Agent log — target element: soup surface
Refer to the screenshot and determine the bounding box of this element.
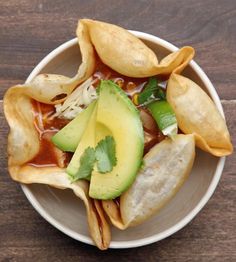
[28,57,165,167]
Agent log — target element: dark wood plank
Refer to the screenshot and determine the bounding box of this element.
[0,101,235,261]
[0,0,236,99]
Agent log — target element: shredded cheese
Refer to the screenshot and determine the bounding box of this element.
[52,77,98,119]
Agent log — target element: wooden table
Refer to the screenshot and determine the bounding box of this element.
[0,0,235,261]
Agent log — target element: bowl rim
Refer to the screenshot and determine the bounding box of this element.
[22,31,226,249]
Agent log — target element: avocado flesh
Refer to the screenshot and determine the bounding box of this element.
[89,80,144,200]
[51,101,96,152]
[66,103,98,177]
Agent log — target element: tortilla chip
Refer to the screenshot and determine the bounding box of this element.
[4,87,40,166]
[167,74,233,156]
[103,134,195,229]
[77,19,195,77]
[102,200,125,230]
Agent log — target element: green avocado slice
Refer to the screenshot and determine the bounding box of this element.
[66,102,98,177]
[51,101,97,152]
[89,80,144,200]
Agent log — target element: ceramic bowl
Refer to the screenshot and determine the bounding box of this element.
[22,31,225,249]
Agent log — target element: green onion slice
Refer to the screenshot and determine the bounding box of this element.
[147,100,177,139]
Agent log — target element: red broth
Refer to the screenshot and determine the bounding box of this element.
[28,100,71,167]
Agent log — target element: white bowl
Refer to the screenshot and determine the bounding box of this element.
[22,31,225,249]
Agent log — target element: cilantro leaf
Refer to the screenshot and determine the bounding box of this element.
[72,147,96,181]
[138,77,166,105]
[156,88,166,100]
[138,77,157,105]
[69,136,117,183]
[95,136,117,173]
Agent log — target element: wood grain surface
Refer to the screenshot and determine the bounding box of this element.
[0,0,235,261]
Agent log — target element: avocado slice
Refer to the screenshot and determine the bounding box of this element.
[66,102,98,177]
[51,101,96,152]
[89,80,144,200]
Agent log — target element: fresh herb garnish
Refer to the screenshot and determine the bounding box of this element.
[95,136,117,173]
[138,77,166,105]
[155,87,166,101]
[137,77,177,138]
[72,147,96,181]
[71,136,117,181]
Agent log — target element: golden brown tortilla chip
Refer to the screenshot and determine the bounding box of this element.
[167,74,233,156]
[78,19,195,77]
[4,87,40,166]
[102,200,124,230]
[103,135,195,229]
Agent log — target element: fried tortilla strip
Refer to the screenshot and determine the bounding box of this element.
[77,19,195,78]
[9,165,111,250]
[103,134,195,229]
[4,87,40,166]
[167,74,233,156]
[93,199,111,249]
[102,200,124,230]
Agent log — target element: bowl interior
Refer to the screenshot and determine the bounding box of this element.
[23,36,221,248]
